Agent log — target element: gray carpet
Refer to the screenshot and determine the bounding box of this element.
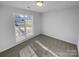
[29,40,55,57]
[0,34,78,57]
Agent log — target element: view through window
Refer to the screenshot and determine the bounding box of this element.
[15,15,33,42]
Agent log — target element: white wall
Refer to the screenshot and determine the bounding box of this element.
[0,5,41,52]
[77,20,79,55]
[42,8,79,45]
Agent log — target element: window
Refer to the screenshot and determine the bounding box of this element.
[15,15,33,42]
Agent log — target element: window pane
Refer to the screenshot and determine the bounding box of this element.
[15,15,33,42]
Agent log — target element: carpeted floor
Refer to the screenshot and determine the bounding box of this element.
[0,34,78,57]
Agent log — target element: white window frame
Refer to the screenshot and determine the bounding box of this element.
[13,13,34,42]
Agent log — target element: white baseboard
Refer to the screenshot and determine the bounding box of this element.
[42,33,77,45]
[0,33,40,53]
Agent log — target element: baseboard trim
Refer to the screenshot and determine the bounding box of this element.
[41,33,77,45]
[0,33,40,53]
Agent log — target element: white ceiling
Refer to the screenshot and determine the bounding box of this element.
[0,1,79,13]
